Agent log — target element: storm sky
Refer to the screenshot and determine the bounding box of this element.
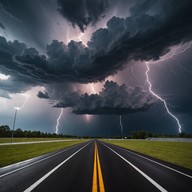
[0,0,192,136]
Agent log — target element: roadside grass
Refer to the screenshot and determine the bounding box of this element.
[102,139,192,170]
[0,137,74,143]
[0,140,87,167]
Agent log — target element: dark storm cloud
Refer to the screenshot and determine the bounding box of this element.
[1,0,192,97]
[0,22,5,30]
[53,91,80,108]
[0,79,32,98]
[129,0,157,17]
[0,0,54,47]
[37,82,75,101]
[52,81,156,115]
[0,36,48,95]
[37,91,49,99]
[0,36,43,83]
[57,0,108,32]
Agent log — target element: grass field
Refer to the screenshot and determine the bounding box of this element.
[103,139,192,170]
[0,139,87,167]
[0,137,74,143]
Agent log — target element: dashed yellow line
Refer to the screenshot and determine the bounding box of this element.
[92,142,105,192]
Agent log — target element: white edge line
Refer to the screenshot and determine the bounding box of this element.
[24,142,90,192]
[107,142,192,179]
[102,142,168,192]
[0,142,84,178]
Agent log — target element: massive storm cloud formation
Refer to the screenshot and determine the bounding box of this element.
[38,81,156,115]
[0,0,192,114]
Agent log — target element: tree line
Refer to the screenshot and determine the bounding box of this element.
[1,125,191,139]
[0,125,78,138]
[127,130,192,139]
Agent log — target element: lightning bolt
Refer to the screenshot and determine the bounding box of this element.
[14,93,30,110]
[120,115,123,135]
[144,41,192,133]
[19,93,30,109]
[145,62,182,133]
[55,108,64,134]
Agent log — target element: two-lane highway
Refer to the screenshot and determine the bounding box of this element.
[0,141,94,192]
[0,140,192,192]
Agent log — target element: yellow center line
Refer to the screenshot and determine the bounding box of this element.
[92,142,98,192]
[96,144,105,192]
[92,142,105,192]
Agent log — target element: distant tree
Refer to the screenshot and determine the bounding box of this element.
[131,130,151,139]
[25,130,32,138]
[0,125,11,137]
[132,131,138,139]
[138,130,146,139]
[14,128,25,137]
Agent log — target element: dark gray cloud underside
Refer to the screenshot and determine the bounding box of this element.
[57,0,108,32]
[37,91,49,99]
[72,107,151,115]
[0,22,5,30]
[48,81,156,115]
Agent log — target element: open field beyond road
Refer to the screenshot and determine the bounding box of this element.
[103,139,192,170]
[0,137,75,143]
[0,139,87,167]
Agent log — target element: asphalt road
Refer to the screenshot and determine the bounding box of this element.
[0,140,192,192]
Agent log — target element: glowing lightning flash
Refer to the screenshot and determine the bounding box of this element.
[85,83,96,122]
[20,93,30,109]
[55,108,64,134]
[145,62,182,133]
[130,66,139,84]
[14,93,30,110]
[120,115,123,135]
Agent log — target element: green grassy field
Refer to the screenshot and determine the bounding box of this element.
[0,137,74,143]
[103,139,192,170]
[0,139,87,167]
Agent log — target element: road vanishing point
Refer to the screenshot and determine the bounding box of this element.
[0,140,192,192]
